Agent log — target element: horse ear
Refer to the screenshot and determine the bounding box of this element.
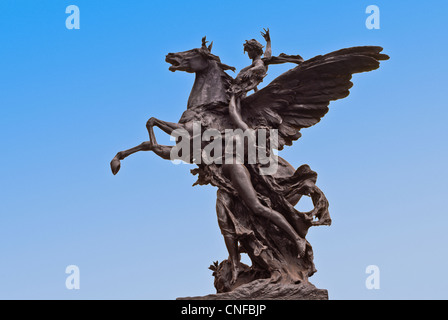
[208,41,213,52]
[202,36,208,49]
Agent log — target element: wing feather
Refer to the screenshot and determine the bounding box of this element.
[242,46,389,149]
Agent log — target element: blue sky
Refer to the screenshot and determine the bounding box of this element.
[0,0,447,299]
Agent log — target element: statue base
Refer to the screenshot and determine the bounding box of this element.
[177,279,328,300]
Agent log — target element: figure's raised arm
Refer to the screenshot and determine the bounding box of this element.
[261,28,271,58]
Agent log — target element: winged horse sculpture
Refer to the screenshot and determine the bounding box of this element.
[111,31,389,294]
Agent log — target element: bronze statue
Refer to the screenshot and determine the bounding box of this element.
[110,30,388,299]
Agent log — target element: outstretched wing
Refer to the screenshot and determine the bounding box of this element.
[241,46,389,150]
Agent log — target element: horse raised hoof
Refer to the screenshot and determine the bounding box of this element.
[110,157,121,175]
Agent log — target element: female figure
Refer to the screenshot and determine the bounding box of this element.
[222,29,307,284]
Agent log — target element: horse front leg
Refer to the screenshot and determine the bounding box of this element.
[110,141,152,175]
[111,142,176,175]
[146,117,188,147]
[111,117,188,175]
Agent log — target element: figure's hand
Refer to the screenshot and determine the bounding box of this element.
[261,28,270,42]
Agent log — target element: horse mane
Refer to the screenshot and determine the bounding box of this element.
[197,48,235,104]
[181,39,236,112]
[197,41,235,95]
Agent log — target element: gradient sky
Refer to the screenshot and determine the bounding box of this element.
[0,0,447,299]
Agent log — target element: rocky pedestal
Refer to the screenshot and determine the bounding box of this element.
[177,279,328,300]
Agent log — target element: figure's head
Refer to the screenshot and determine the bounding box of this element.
[165,37,234,74]
[243,39,264,59]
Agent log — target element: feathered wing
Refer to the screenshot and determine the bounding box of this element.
[241,46,389,150]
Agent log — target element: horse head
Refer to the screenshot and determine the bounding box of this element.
[165,37,235,109]
[165,37,214,73]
